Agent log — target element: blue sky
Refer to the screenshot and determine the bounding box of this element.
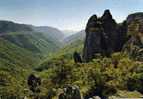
[0,0,143,31]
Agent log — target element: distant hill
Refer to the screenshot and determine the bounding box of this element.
[0,20,32,34]
[0,21,64,56]
[62,30,78,38]
[0,20,65,95]
[0,37,40,96]
[32,26,65,42]
[0,20,63,85]
[0,37,39,69]
[63,30,85,44]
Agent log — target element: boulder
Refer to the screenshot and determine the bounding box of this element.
[27,74,41,93]
[58,85,81,99]
[73,51,82,63]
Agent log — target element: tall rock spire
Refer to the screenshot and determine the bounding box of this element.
[101,9,113,20]
[83,10,126,62]
[83,14,105,62]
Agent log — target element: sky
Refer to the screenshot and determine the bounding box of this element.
[0,0,143,31]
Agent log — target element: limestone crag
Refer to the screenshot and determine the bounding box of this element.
[123,13,143,61]
[83,10,127,62]
[83,10,143,62]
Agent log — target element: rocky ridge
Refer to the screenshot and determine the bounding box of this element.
[82,9,143,62]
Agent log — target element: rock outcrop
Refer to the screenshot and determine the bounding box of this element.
[58,85,81,99]
[83,10,143,62]
[27,74,41,93]
[83,10,128,62]
[123,13,143,61]
[73,51,82,63]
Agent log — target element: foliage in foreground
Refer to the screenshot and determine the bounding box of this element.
[36,52,143,98]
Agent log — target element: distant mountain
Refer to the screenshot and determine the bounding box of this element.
[63,30,85,44]
[0,20,64,77]
[62,30,78,38]
[0,20,32,34]
[32,26,65,42]
[0,20,66,95]
[0,37,39,69]
[1,31,59,56]
[0,20,64,55]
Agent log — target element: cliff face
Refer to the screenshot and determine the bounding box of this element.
[83,10,127,62]
[123,13,143,61]
[127,12,143,40]
[83,14,104,62]
[83,10,143,62]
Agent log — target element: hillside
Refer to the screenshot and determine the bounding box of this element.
[32,26,65,42]
[0,21,64,97]
[0,21,63,56]
[0,37,40,96]
[35,39,84,71]
[1,31,59,57]
[0,20,32,34]
[62,30,78,38]
[0,37,39,68]
[63,30,85,44]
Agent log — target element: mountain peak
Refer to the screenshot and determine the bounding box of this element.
[88,14,98,22]
[101,9,113,20]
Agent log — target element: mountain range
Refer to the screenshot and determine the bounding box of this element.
[1,10,143,98]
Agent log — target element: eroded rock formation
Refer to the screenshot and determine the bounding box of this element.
[83,10,127,62]
[83,9,143,62]
[123,13,143,61]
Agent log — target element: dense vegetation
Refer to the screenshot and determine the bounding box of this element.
[0,21,62,98]
[0,37,143,98]
[0,11,143,99]
[34,40,143,98]
[0,37,37,97]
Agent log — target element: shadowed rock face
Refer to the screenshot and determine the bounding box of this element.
[116,21,128,51]
[83,17,105,62]
[127,12,143,39]
[123,13,143,61]
[127,13,143,39]
[83,9,127,62]
[127,13,143,25]
[83,10,143,62]
[101,10,119,52]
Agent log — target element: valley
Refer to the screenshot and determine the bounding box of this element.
[0,10,143,99]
